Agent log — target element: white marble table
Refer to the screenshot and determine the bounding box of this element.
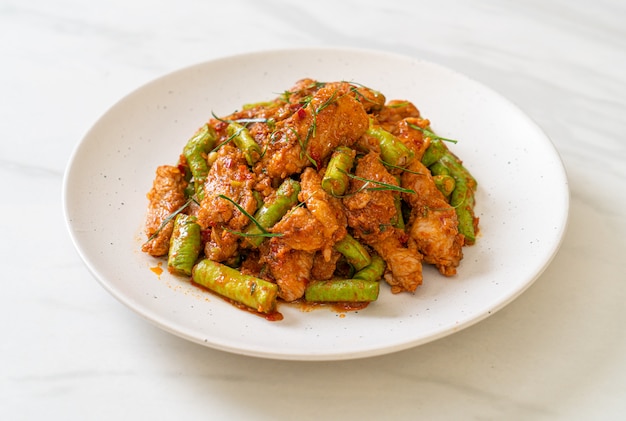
[3,0,625,419]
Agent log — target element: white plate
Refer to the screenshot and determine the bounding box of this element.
[63,48,569,360]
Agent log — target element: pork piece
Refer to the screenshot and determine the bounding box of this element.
[353,103,425,161]
[283,78,327,105]
[263,246,314,302]
[204,226,240,263]
[343,152,423,292]
[401,159,464,276]
[142,165,188,257]
[261,206,325,301]
[298,167,347,260]
[196,145,257,262]
[367,98,430,159]
[311,249,342,281]
[370,235,423,294]
[393,118,431,161]
[270,206,326,252]
[342,151,398,243]
[375,100,423,129]
[254,82,369,179]
[260,207,325,301]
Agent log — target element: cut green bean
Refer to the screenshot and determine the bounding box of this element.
[321,146,356,196]
[448,176,476,244]
[366,118,414,167]
[439,152,477,192]
[439,155,477,244]
[423,139,477,190]
[429,161,450,177]
[430,162,456,197]
[244,178,301,247]
[352,253,386,282]
[192,259,278,314]
[420,126,478,243]
[167,214,202,276]
[334,233,371,271]
[432,174,455,197]
[227,122,262,166]
[421,138,448,167]
[183,124,217,201]
[304,279,379,302]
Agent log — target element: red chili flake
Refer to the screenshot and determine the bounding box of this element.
[297,107,307,119]
[310,151,322,168]
[214,120,227,131]
[224,157,236,169]
[201,229,212,243]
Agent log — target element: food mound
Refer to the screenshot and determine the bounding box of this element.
[141,79,478,318]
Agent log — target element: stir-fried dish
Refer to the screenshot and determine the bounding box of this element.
[141,79,479,318]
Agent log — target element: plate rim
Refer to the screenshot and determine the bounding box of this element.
[63,47,570,360]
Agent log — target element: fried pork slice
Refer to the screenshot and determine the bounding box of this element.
[343,151,423,292]
[263,246,314,302]
[254,82,369,179]
[299,167,347,261]
[370,236,423,294]
[196,145,257,262]
[393,118,431,161]
[270,206,326,252]
[141,165,188,257]
[342,151,398,244]
[311,249,342,281]
[262,207,325,301]
[402,159,464,276]
[374,99,422,128]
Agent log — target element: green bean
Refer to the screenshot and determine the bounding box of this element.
[183,124,217,201]
[333,233,371,271]
[427,160,456,198]
[440,153,477,192]
[421,138,448,167]
[432,174,455,197]
[429,161,450,176]
[244,178,301,247]
[352,253,386,282]
[227,122,262,166]
[439,155,477,244]
[321,146,355,196]
[192,259,278,314]
[304,279,379,303]
[420,127,478,243]
[449,177,476,244]
[167,214,202,276]
[423,139,477,190]
[366,118,414,167]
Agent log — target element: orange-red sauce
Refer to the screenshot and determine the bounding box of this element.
[150,262,164,277]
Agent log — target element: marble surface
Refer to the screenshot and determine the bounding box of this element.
[2,0,625,419]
